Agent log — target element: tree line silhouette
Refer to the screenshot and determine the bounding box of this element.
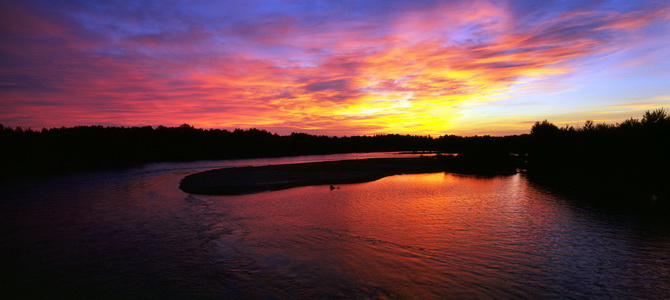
[2,109,669,200]
[525,108,670,201]
[0,124,435,179]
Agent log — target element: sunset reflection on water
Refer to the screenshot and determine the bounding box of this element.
[201,172,649,298]
[3,157,669,298]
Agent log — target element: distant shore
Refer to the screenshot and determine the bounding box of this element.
[179,157,443,195]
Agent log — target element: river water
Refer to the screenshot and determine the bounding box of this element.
[1,152,669,299]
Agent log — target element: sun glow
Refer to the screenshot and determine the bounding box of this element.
[1,0,669,135]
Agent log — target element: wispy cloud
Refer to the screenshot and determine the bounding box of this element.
[1,0,669,135]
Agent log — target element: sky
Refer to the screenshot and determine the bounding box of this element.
[1,0,669,136]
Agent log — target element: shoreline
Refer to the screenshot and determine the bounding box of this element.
[179,157,443,195]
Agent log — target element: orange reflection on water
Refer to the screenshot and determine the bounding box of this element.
[213,172,577,298]
[332,173,534,248]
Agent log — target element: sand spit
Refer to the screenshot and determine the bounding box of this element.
[179,157,443,195]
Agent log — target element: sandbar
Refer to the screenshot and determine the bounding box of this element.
[179,157,443,195]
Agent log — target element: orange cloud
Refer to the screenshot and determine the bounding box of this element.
[1,0,669,136]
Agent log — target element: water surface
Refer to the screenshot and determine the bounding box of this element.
[1,153,669,298]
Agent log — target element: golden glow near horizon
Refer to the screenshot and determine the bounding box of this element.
[1,0,670,136]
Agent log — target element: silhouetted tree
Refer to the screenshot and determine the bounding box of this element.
[583,120,594,131]
[530,120,560,136]
[524,108,670,202]
[641,108,669,126]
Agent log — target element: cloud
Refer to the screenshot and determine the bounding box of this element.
[1,0,669,135]
[304,79,352,92]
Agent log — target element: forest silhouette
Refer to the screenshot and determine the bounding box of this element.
[524,108,670,202]
[2,109,668,200]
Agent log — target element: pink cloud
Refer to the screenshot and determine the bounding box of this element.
[1,0,669,135]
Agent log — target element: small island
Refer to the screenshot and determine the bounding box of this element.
[179,157,444,195]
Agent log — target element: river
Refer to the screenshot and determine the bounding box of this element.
[1,152,669,299]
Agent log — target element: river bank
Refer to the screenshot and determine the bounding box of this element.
[179,157,443,195]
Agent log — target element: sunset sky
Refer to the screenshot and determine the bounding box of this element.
[1,0,669,136]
